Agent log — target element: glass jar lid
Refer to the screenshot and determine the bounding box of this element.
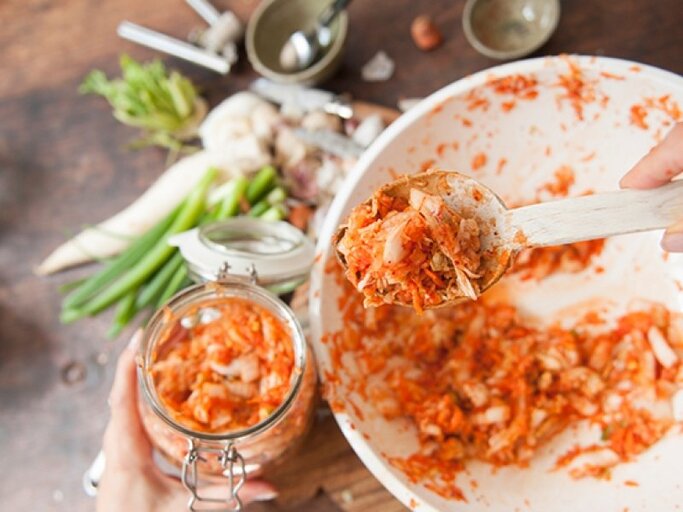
[169,218,315,294]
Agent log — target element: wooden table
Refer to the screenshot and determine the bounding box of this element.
[0,1,681,510]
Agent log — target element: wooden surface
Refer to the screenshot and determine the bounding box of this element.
[0,1,681,511]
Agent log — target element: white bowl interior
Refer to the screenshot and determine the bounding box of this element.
[309,56,683,511]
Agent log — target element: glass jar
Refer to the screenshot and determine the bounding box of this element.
[138,219,317,510]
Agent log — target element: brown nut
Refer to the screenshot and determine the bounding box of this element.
[411,15,443,52]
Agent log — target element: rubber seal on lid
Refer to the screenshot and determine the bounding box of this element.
[169,218,315,294]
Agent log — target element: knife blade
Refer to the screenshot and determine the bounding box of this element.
[250,79,353,118]
[294,128,365,159]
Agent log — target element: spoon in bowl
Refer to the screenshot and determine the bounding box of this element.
[334,169,683,309]
[279,0,351,72]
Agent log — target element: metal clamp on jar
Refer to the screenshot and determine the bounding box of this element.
[86,218,317,512]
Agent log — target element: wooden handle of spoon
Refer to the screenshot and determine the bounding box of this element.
[507,180,683,248]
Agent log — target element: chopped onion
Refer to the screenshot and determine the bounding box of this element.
[672,389,683,422]
[474,405,510,425]
[647,326,678,369]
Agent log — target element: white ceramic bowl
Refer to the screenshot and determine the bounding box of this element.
[309,56,683,511]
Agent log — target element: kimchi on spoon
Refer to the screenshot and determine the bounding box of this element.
[334,169,683,312]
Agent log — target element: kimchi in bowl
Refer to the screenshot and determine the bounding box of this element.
[309,56,683,511]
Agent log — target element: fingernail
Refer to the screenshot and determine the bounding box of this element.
[252,490,278,502]
[662,232,683,252]
[127,329,143,353]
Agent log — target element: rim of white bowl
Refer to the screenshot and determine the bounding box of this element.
[309,55,683,512]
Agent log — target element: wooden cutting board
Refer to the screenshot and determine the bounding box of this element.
[247,408,406,512]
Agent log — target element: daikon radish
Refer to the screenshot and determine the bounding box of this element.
[36,150,250,275]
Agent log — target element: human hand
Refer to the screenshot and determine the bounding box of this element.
[96,330,277,512]
[621,122,683,252]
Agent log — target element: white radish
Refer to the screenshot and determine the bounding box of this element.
[35,150,243,275]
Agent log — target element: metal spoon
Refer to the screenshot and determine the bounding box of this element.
[279,0,351,72]
[334,169,683,308]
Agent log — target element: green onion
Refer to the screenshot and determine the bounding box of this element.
[79,55,202,152]
[107,288,139,339]
[58,278,87,294]
[265,186,286,205]
[62,167,217,322]
[246,165,277,204]
[157,265,189,307]
[135,251,185,310]
[248,200,269,217]
[260,204,287,222]
[62,205,180,310]
[215,176,249,219]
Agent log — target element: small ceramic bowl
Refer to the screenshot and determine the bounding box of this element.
[463,0,560,60]
[246,0,348,86]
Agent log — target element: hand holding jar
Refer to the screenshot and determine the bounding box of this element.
[96,330,278,512]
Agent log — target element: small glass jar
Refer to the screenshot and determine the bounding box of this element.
[138,219,317,511]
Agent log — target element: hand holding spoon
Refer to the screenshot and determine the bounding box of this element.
[334,170,683,309]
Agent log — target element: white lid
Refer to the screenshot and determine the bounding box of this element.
[169,218,315,293]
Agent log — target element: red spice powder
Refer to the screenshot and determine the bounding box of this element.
[431,103,445,115]
[630,95,682,130]
[501,100,516,112]
[555,56,605,121]
[630,104,649,130]
[538,165,575,197]
[487,74,539,104]
[496,158,508,175]
[420,160,436,172]
[465,89,491,112]
[471,152,487,171]
[600,71,625,80]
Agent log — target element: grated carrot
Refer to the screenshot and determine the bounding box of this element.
[538,165,576,197]
[487,74,539,112]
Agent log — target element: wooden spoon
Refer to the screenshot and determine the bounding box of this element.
[334,169,683,307]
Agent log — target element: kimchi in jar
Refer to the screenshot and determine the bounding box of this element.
[137,277,316,507]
